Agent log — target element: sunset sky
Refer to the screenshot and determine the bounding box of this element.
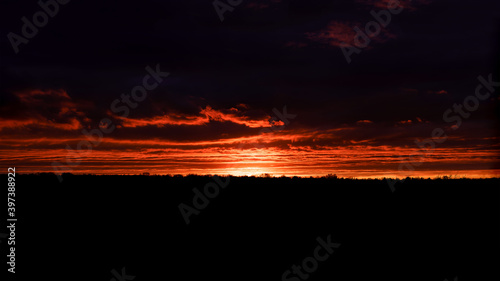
[1,0,499,178]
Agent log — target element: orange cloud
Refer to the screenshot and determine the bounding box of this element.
[15,89,71,102]
[397,120,412,125]
[0,89,87,131]
[5,142,498,179]
[306,20,396,48]
[114,105,272,128]
[356,120,374,125]
[306,21,359,47]
[0,118,81,131]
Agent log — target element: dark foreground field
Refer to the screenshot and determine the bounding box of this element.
[1,174,499,281]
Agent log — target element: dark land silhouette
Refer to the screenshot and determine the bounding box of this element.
[1,174,499,281]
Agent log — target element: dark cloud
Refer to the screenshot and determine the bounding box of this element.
[1,0,499,177]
